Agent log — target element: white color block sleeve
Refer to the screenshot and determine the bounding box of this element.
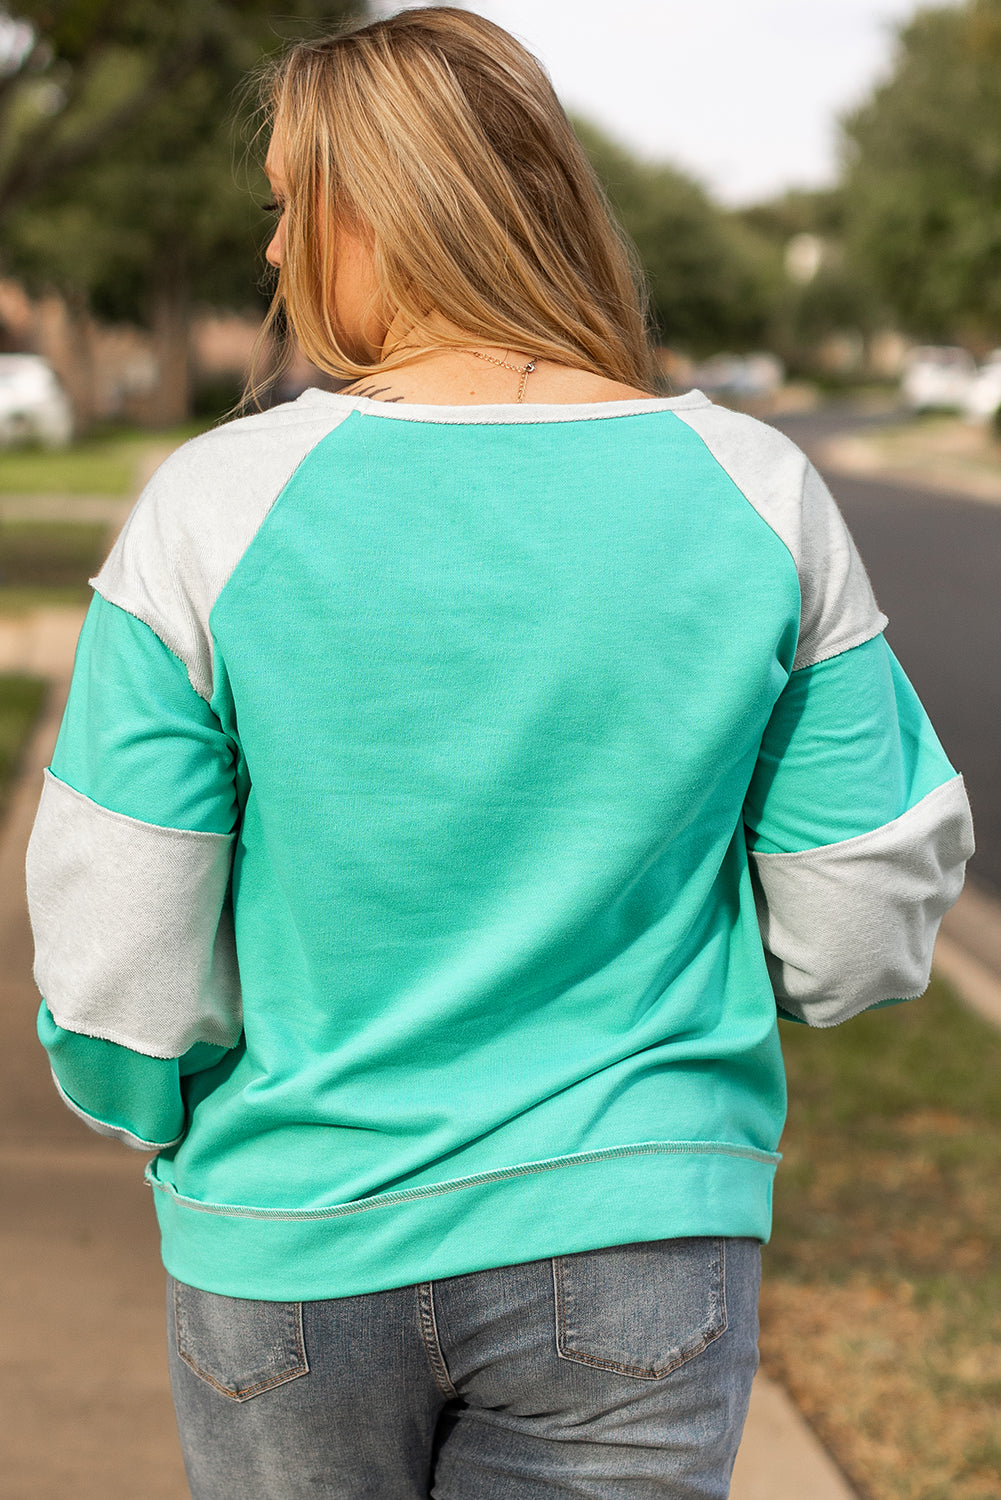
[751,776,974,1026]
[27,770,241,1057]
[674,402,887,668]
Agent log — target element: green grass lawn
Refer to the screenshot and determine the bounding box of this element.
[0,674,46,815]
[762,979,1001,1500]
[0,421,209,496]
[0,521,111,603]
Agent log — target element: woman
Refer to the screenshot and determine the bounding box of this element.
[27,9,973,1498]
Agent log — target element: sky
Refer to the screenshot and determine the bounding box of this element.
[370,0,959,206]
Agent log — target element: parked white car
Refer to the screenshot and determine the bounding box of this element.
[900,346,976,412]
[690,352,785,401]
[961,349,1001,423]
[0,354,73,446]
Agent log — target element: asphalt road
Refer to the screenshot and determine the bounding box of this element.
[772,410,1001,897]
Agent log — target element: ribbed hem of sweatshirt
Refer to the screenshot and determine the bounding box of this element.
[147,1140,779,1300]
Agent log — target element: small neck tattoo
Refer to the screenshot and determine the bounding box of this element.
[342,382,405,404]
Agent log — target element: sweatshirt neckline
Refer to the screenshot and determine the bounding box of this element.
[295,387,711,426]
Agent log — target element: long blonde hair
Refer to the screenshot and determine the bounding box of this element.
[252,7,657,396]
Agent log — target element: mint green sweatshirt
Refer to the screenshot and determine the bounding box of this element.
[27,389,973,1299]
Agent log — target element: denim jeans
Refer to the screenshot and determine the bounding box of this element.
[167,1236,760,1499]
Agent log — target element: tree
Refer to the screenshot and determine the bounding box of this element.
[0,3,361,225]
[0,2,363,421]
[739,186,846,245]
[841,0,1001,346]
[573,118,782,356]
[737,187,884,373]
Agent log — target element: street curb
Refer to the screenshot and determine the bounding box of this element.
[934,935,1001,1029]
[935,878,1001,1031]
[813,437,1001,509]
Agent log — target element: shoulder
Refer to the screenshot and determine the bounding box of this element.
[667,393,810,492]
[92,392,355,699]
[105,389,356,571]
[673,392,886,669]
[669,392,823,558]
[139,392,354,519]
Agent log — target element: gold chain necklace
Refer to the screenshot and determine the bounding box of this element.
[466,348,537,402]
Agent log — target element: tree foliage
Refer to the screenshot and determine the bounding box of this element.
[0,1,361,421]
[740,186,846,245]
[0,1,361,319]
[736,187,884,367]
[573,117,782,355]
[0,2,359,220]
[842,0,1001,344]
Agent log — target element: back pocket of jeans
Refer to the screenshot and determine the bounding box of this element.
[553,1237,727,1379]
[172,1277,309,1401]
